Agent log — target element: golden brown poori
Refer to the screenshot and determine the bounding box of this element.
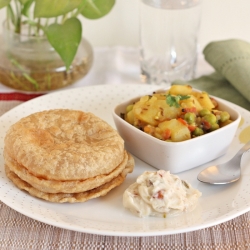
[4,109,134,203]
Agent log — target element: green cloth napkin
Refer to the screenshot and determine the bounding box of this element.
[174,39,250,110]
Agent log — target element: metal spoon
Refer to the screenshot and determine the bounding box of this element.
[197,140,250,184]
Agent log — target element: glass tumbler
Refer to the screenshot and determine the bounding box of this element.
[139,0,202,85]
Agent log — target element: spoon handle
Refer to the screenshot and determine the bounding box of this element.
[237,140,250,156]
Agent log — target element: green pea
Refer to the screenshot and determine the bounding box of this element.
[220,111,230,122]
[193,127,204,136]
[210,123,219,131]
[184,112,196,124]
[220,119,232,127]
[126,104,133,113]
[199,109,211,117]
[203,114,217,124]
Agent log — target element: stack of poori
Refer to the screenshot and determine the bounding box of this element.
[4,109,134,203]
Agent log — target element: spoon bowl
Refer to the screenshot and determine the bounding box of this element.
[197,141,250,184]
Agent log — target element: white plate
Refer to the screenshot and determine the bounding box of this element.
[0,84,250,237]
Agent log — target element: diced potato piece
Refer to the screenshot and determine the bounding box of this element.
[133,96,157,126]
[130,95,151,116]
[158,119,191,142]
[153,100,181,120]
[133,96,180,126]
[152,93,166,100]
[132,95,151,118]
[168,84,193,95]
[194,92,215,110]
[140,95,150,102]
[180,95,203,112]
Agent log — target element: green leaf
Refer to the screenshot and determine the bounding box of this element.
[0,0,11,9]
[45,17,82,70]
[179,95,191,101]
[34,0,82,18]
[21,0,34,17]
[166,94,190,108]
[19,0,30,4]
[80,0,115,19]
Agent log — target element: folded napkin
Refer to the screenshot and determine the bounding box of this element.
[175,39,250,110]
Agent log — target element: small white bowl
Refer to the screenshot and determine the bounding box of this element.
[112,89,241,173]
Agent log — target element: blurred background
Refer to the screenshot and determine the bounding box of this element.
[0,0,249,50]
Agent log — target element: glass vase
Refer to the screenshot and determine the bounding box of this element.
[0,22,93,92]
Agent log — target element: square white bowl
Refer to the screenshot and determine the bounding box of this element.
[112,89,241,173]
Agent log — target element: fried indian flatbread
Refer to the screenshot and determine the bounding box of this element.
[5,155,134,203]
[4,150,132,194]
[4,109,125,181]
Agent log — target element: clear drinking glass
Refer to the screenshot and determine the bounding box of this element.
[139,0,202,85]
